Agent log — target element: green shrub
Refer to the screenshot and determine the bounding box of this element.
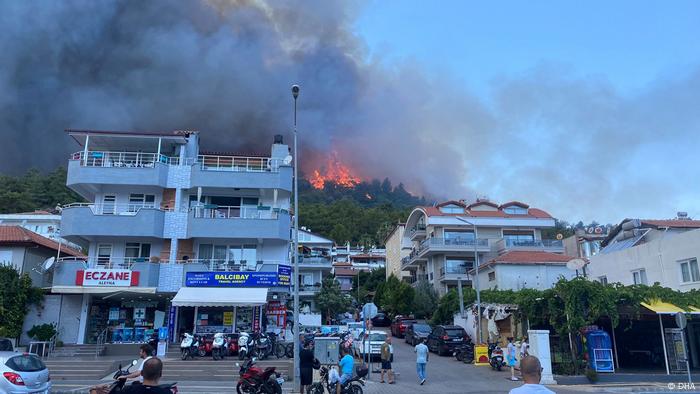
[27,323,57,341]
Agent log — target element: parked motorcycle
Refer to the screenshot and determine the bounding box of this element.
[453,341,474,363]
[213,332,226,360]
[239,332,251,360]
[225,334,240,357]
[236,358,283,394]
[89,360,178,394]
[251,332,272,360]
[488,343,506,371]
[306,365,365,394]
[198,335,213,357]
[180,333,200,360]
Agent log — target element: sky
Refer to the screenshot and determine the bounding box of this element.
[352,0,700,223]
[1,0,699,225]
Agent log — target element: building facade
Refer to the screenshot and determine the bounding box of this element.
[587,217,700,290]
[471,250,577,291]
[295,229,333,312]
[43,129,292,344]
[0,211,83,251]
[384,223,410,280]
[401,199,564,295]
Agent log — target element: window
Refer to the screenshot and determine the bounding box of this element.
[488,272,496,281]
[125,243,151,262]
[444,230,475,245]
[102,195,116,215]
[503,230,535,246]
[97,244,112,265]
[504,206,528,215]
[632,269,648,285]
[128,194,155,212]
[445,258,473,275]
[439,205,464,214]
[680,258,700,283]
[598,276,608,285]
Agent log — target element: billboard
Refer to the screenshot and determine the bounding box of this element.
[185,265,292,287]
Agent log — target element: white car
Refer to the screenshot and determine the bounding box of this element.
[356,330,387,360]
[0,351,51,393]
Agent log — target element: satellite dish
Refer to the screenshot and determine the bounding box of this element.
[566,258,587,271]
[283,155,293,165]
[556,233,563,240]
[41,257,55,273]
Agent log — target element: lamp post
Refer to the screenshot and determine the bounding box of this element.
[291,84,301,392]
[455,216,481,344]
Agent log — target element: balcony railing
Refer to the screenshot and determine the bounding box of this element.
[178,155,282,172]
[63,203,166,215]
[71,151,171,168]
[191,205,281,220]
[504,239,563,248]
[408,274,428,284]
[177,259,286,271]
[299,256,332,265]
[439,266,470,279]
[408,224,427,238]
[57,256,156,270]
[420,237,489,248]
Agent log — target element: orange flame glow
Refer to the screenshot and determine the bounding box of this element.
[309,152,361,189]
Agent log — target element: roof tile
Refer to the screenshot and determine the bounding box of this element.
[0,226,83,256]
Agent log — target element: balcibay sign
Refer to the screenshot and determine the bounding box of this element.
[76,269,140,287]
[185,265,291,287]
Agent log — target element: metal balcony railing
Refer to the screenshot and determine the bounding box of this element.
[71,151,171,168]
[191,205,281,219]
[504,239,563,248]
[176,259,286,271]
[178,155,282,172]
[408,224,427,237]
[63,203,166,215]
[57,256,157,269]
[420,237,489,248]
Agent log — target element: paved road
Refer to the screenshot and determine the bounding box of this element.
[366,329,677,394]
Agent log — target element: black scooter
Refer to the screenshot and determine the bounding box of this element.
[488,343,506,371]
[453,341,474,363]
[89,360,178,393]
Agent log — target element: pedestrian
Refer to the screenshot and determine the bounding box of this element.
[380,336,394,384]
[121,344,154,382]
[520,336,529,359]
[414,338,429,385]
[299,340,316,394]
[509,356,555,394]
[507,337,518,381]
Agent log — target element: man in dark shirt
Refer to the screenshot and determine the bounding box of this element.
[121,357,172,394]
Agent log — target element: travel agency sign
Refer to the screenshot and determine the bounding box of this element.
[76,269,139,287]
[185,265,291,287]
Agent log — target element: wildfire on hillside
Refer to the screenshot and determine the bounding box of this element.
[308,151,361,189]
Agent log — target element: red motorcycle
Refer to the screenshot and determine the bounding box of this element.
[198,335,213,357]
[236,358,283,394]
[226,334,240,357]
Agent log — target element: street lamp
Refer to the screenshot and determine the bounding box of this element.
[455,216,481,344]
[291,84,301,392]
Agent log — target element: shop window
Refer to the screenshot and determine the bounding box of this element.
[125,243,151,263]
[679,258,700,283]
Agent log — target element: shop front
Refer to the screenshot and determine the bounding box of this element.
[171,265,291,339]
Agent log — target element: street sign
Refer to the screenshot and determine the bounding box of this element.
[362,303,378,319]
[676,312,688,330]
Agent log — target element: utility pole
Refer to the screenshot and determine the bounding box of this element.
[291,84,301,392]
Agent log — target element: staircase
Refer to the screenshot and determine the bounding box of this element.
[42,358,117,381]
[50,344,104,358]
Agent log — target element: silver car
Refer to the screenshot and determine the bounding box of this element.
[0,352,51,393]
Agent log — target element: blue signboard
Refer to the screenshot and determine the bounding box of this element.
[186,265,292,287]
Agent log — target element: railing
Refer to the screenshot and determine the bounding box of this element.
[45,333,58,359]
[440,266,470,279]
[504,239,563,248]
[63,202,165,215]
[298,256,332,265]
[194,155,282,172]
[57,256,156,269]
[175,259,287,271]
[408,224,427,238]
[408,274,428,284]
[299,284,321,292]
[191,205,280,219]
[72,151,171,168]
[422,237,489,248]
[96,328,108,358]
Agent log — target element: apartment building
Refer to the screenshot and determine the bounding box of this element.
[295,229,333,312]
[400,199,564,295]
[470,250,576,291]
[384,223,410,280]
[39,129,292,344]
[587,216,700,290]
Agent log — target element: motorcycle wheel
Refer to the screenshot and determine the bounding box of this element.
[239,349,247,360]
[213,349,219,361]
[181,349,188,360]
[350,384,363,394]
[198,349,207,357]
[274,343,286,358]
[236,381,255,394]
[497,364,502,371]
[456,351,465,362]
[306,383,324,394]
[266,381,282,394]
[285,343,294,358]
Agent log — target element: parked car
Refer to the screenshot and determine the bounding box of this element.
[390,316,417,338]
[356,330,387,360]
[370,312,391,327]
[405,322,432,346]
[427,325,469,356]
[0,338,13,352]
[0,352,51,393]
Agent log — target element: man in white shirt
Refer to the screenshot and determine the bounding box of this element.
[509,356,555,394]
[121,344,154,382]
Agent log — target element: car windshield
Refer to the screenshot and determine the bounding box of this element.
[369,333,387,341]
[413,324,431,333]
[6,354,46,372]
[446,328,466,337]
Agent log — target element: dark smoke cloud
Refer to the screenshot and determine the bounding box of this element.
[1,0,699,223]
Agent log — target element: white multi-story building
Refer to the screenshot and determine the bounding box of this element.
[471,250,577,291]
[35,129,293,345]
[587,216,700,290]
[401,199,565,295]
[295,229,333,312]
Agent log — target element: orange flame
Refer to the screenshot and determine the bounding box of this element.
[309,152,361,189]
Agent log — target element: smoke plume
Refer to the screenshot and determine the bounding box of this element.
[1,0,699,222]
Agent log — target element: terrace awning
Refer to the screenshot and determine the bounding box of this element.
[171,287,268,307]
[640,301,700,315]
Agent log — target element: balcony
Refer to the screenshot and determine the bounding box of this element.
[420,237,490,255]
[407,274,429,287]
[188,155,293,192]
[299,256,333,268]
[439,266,472,282]
[187,206,290,240]
[408,224,427,241]
[60,204,165,240]
[67,151,170,198]
[497,238,564,252]
[299,284,322,296]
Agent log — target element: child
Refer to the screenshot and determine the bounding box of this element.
[506,337,518,381]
